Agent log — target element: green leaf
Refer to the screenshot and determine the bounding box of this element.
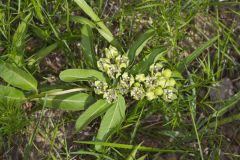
[128,29,155,63]
[177,36,218,72]
[73,0,112,36]
[39,92,94,111]
[0,85,26,105]
[0,60,38,91]
[130,48,167,75]
[59,69,107,82]
[75,99,111,131]
[10,13,32,65]
[30,0,44,23]
[27,42,58,67]
[96,96,126,150]
[81,25,97,68]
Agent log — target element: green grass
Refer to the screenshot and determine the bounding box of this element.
[0,0,240,159]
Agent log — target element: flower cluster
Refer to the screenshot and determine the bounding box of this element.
[97,46,129,79]
[93,46,177,103]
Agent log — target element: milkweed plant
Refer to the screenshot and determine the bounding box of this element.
[0,0,181,151]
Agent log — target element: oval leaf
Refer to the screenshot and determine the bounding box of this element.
[128,29,155,63]
[95,95,126,150]
[39,92,94,111]
[0,85,26,105]
[0,60,38,91]
[75,99,111,131]
[59,69,107,82]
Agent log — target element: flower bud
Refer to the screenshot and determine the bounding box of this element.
[162,69,172,78]
[146,91,157,100]
[165,78,176,87]
[154,87,163,96]
[134,82,141,87]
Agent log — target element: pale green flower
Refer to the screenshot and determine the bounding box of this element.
[97,58,110,72]
[105,45,119,59]
[144,76,156,88]
[106,64,121,79]
[165,78,176,87]
[156,77,167,88]
[116,55,129,69]
[135,74,146,82]
[162,69,172,78]
[94,81,108,95]
[146,91,157,100]
[154,87,163,96]
[103,89,118,103]
[162,87,177,102]
[149,62,163,74]
[122,73,134,86]
[131,86,145,100]
[118,73,134,94]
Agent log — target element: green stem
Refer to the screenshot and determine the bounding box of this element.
[27,88,90,100]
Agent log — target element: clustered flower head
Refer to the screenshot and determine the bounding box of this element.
[93,45,178,103]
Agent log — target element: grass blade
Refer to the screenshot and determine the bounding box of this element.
[177,36,218,72]
[30,0,44,23]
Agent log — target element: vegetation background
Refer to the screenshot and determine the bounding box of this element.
[0,0,240,159]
